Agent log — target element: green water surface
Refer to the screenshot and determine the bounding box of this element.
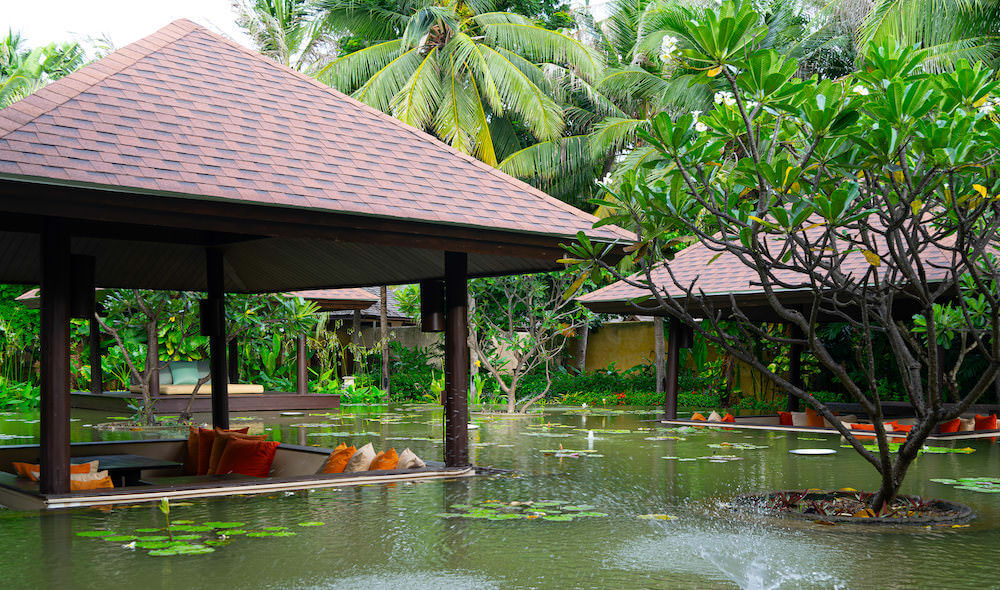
[0,405,998,589]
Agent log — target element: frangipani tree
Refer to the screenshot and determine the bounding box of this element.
[566,1,1000,510]
[314,0,602,166]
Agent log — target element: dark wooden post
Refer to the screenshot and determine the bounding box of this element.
[787,324,803,412]
[296,334,308,395]
[351,309,362,376]
[380,285,390,394]
[228,338,239,383]
[88,316,102,395]
[664,317,681,420]
[444,251,469,467]
[40,219,72,494]
[206,247,229,429]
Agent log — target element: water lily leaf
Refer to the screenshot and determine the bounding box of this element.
[135,528,161,533]
[247,531,296,537]
[223,529,248,535]
[562,505,595,511]
[297,521,324,527]
[574,512,608,517]
[930,478,958,484]
[542,515,574,521]
[137,535,170,541]
[135,541,176,549]
[203,522,245,528]
[638,514,676,520]
[172,520,194,524]
[204,540,230,546]
[76,531,116,538]
[103,535,137,542]
[169,525,215,532]
[261,526,288,531]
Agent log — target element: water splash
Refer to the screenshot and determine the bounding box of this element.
[617,513,850,590]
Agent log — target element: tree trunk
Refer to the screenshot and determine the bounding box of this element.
[352,308,362,376]
[654,318,666,395]
[573,324,589,373]
[380,286,390,396]
[468,294,479,400]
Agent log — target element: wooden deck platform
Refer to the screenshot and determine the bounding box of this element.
[661,417,1000,440]
[0,439,474,510]
[71,391,340,413]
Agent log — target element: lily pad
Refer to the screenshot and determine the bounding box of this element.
[297,521,325,527]
[573,512,608,517]
[247,531,297,537]
[638,514,677,520]
[707,442,768,450]
[542,514,575,521]
[76,531,116,538]
[169,525,215,532]
[103,535,138,542]
[261,526,288,531]
[203,522,245,529]
[134,528,161,533]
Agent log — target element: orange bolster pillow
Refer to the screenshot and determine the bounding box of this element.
[215,438,279,478]
[322,443,357,474]
[777,411,793,426]
[805,408,825,428]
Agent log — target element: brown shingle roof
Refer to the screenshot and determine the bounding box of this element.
[579,228,955,315]
[0,19,630,243]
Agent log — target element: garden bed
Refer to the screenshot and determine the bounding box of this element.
[727,490,973,525]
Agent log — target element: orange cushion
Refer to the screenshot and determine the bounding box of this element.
[13,460,98,482]
[805,408,825,428]
[777,411,793,426]
[197,427,249,475]
[887,421,913,433]
[975,414,998,431]
[215,438,279,477]
[208,430,266,475]
[721,413,735,423]
[322,443,357,474]
[849,423,876,432]
[940,418,962,433]
[369,448,399,471]
[691,413,706,421]
[70,471,115,491]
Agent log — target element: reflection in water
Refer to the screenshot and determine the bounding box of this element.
[0,406,998,589]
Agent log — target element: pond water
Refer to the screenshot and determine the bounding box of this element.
[1,405,998,589]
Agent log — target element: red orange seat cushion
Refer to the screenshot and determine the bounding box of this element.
[691,413,706,421]
[777,411,793,426]
[939,418,962,433]
[215,438,279,477]
[13,460,98,481]
[322,443,357,474]
[196,427,249,475]
[805,408,825,428]
[975,414,998,431]
[721,413,735,423]
[208,431,266,475]
[369,448,400,471]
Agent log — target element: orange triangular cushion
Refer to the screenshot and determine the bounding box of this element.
[321,443,357,474]
[369,448,399,471]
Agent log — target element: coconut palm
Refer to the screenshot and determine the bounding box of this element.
[235,0,335,71]
[313,0,603,166]
[847,0,1000,70]
[0,30,84,107]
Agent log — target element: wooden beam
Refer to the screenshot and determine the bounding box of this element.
[89,315,103,395]
[664,317,681,420]
[40,218,71,494]
[206,247,229,429]
[444,252,469,467]
[296,334,307,395]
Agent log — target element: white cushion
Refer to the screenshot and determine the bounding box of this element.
[707,411,723,422]
[397,448,425,470]
[344,442,376,472]
[791,412,808,427]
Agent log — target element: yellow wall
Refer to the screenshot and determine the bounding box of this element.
[584,321,657,372]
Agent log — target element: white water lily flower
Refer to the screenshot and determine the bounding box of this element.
[852,85,870,96]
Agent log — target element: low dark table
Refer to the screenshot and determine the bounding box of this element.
[71,454,182,487]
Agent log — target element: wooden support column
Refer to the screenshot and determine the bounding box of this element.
[664,317,681,420]
[228,338,239,383]
[88,316,102,395]
[296,334,308,395]
[206,247,229,429]
[380,285,390,394]
[787,324,803,412]
[40,219,72,494]
[444,251,469,467]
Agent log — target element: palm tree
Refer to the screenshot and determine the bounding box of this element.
[0,30,84,107]
[235,0,335,71]
[846,0,1000,71]
[313,0,603,166]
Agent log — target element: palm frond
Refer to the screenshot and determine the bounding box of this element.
[432,61,478,154]
[589,117,651,158]
[499,135,596,181]
[477,16,605,82]
[478,44,565,141]
[390,48,443,129]
[315,39,403,92]
[312,0,409,41]
[352,47,423,113]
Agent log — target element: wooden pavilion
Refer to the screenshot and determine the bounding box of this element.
[577,227,959,420]
[0,20,627,505]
